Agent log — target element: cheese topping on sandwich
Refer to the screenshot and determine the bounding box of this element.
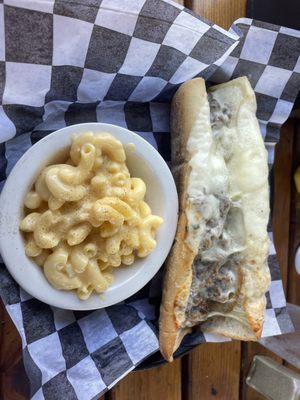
[159,77,271,362]
[181,89,268,328]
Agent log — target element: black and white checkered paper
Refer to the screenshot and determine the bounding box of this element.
[0,1,298,398]
[211,18,300,166]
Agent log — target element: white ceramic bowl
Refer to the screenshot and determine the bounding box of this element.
[0,123,178,310]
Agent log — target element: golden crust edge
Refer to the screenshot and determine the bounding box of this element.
[159,78,207,361]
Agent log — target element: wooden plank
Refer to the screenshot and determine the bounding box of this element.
[185,0,247,29]
[241,120,295,400]
[0,301,29,400]
[273,120,295,291]
[285,119,300,375]
[109,359,182,400]
[183,343,241,400]
[1,357,30,400]
[288,120,300,305]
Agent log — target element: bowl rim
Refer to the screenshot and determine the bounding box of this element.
[0,123,178,310]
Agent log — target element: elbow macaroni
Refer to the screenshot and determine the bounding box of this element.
[20,132,163,300]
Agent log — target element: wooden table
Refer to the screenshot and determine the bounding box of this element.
[1,1,300,399]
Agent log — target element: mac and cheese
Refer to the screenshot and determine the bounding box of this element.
[20,132,163,300]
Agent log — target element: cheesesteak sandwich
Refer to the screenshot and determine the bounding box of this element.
[159,77,271,361]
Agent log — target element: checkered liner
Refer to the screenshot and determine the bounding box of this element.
[0,0,298,397]
[211,18,300,144]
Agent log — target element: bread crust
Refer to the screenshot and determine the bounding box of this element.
[159,78,208,361]
[159,77,270,362]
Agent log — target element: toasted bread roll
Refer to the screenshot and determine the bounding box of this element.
[159,77,270,362]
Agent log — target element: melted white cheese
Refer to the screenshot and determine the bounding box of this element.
[183,81,270,328]
[186,99,229,252]
[181,94,242,327]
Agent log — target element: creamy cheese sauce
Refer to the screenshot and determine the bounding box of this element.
[182,94,247,328]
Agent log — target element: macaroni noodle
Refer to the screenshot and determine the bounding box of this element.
[20,132,163,300]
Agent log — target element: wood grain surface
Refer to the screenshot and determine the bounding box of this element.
[288,121,300,306]
[0,301,29,400]
[185,0,247,29]
[183,342,241,400]
[239,122,294,400]
[1,1,299,400]
[110,359,182,400]
[285,121,300,376]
